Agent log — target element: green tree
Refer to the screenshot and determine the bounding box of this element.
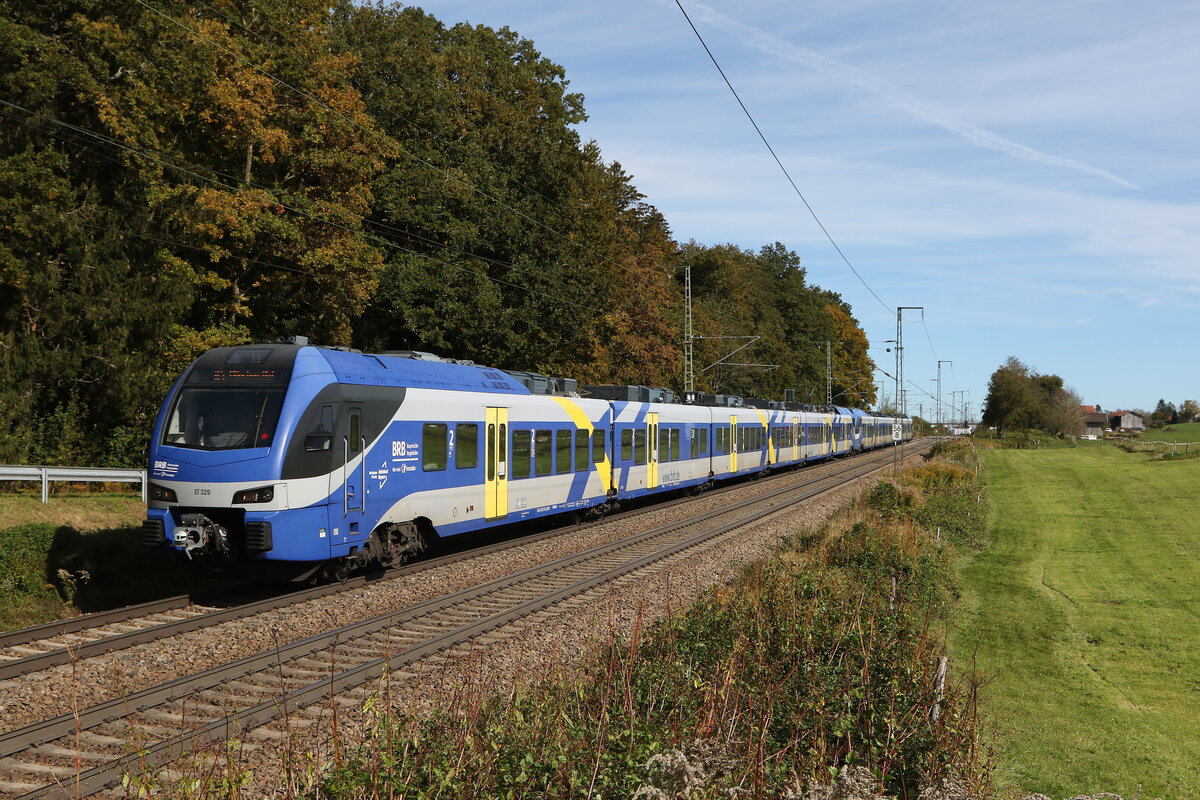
[981,357,1043,436]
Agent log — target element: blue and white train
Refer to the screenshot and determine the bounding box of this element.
[143,341,913,580]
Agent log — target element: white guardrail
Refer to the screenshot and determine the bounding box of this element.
[0,465,147,503]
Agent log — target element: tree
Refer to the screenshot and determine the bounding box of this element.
[1179,399,1199,424]
[1045,386,1085,438]
[981,357,1043,436]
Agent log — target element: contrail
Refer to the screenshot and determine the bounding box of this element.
[687,2,1140,190]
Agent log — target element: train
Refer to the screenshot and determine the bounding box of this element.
[142,338,913,580]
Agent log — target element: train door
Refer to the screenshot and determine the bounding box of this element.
[824,415,833,457]
[485,407,508,520]
[793,418,800,461]
[647,412,659,489]
[729,416,738,473]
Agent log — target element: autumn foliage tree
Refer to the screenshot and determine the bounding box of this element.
[0,0,878,466]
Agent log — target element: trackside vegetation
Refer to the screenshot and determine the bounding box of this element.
[0,515,212,630]
[302,442,991,800]
[953,445,1200,798]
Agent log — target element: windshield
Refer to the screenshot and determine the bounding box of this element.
[163,387,286,450]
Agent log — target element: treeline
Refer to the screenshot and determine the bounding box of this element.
[980,356,1083,437]
[1150,399,1199,428]
[0,0,874,467]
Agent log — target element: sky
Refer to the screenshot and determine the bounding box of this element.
[419,0,1199,418]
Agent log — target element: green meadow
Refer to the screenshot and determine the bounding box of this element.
[1144,421,1200,443]
[953,446,1200,798]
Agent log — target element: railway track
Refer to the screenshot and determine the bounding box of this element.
[0,441,922,682]
[0,440,929,799]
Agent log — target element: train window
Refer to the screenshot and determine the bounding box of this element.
[349,410,362,454]
[621,429,633,461]
[718,426,727,454]
[698,428,707,456]
[670,428,680,461]
[535,429,552,476]
[511,430,531,479]
[634,429,646,465]
[422,423,447,471]
[499,423,507,473]
[456,424,478,469]
[556,430,572,474]
[487,424,496,481]
[304,404,335,452]
[575,429,590,471]
[688,429,696,459]
[659,426,669,462]
[593,430,606,463]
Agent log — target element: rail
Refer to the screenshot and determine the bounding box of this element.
[0,464,147,503]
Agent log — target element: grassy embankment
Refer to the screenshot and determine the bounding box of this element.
[0,490,210,630]
[296,442,991,800]
[953,445,1200,798]
[1145,420,1200,442]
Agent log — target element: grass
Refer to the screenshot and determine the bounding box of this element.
[951,446,1200,798]
[1142,420,1200,443]
[0,491,227,631]
[0,489,145,532]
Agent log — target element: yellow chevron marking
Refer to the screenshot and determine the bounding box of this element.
[752,408,776,465]
[550,397,612,491]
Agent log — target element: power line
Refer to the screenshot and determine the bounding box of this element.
[675,0,891,315]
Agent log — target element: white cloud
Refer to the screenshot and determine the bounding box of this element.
[682,1,1142,190]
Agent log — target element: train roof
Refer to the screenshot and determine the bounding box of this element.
[189,344,533,395]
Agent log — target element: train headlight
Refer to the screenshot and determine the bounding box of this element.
[149,483,178,503]
[233,485,275,504]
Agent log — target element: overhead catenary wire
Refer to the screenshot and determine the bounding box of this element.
[675,0,892,316]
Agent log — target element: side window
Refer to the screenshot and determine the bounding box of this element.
[499,423,507,473]
[556,429,572,474]
[634,429,646,465]
[305,404,335,452]
[456,423,478,469]
[487,424,496,481]
[349,408,362,454]
[659,426,669,462]
[535,429,552,476]
[670,428,680,461]
[593,430,606,463]
[621,428,633,462]
[575,429,590,471]
[512,430,531,479]
[422,423,447,471]
[698,428,708,456]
